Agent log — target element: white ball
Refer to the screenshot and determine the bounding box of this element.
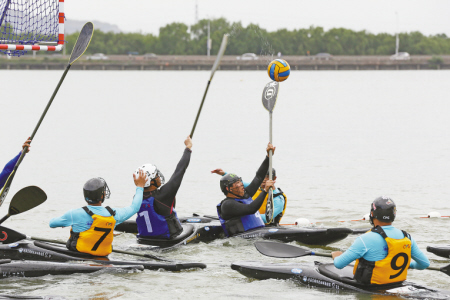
[362,213,370,221]
[428,211,441,218]
[295,218,310,227]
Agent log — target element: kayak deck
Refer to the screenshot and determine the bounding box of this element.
[427,245,450,259]
[231,261,450,299]
[116,219,353,246]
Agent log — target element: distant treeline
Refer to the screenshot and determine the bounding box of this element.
[65,18,450,56]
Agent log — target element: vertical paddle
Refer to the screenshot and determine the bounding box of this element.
[0,22,94,207]
[0,186,47,224]
[190,34,229,138]
[261,81,280,223]
[254,241,450,277]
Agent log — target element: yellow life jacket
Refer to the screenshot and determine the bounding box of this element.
[71,206,116,256]
[252,187,287,224]
[353,226,412,285]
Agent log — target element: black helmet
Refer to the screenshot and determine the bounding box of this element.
[83,177,111,204]
[369,196,396,226]
[266,168,276,178]
[220,173,242,195]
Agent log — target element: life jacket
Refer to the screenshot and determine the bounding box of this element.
[353,226,412,285]
[252,187,287,224]
[217,197,265,237]
[136,196,182,239]
[66,206,116,256]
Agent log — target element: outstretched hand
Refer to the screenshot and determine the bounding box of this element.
[133,169,148,188]
[22,137,31,153]
[211,168,225,176]
[185,135,193,149]
[266,143,276,156]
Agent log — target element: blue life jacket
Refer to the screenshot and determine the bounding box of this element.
[136,196,182,239]
[217,197,265,237]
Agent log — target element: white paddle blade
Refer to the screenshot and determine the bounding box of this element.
[210,34,229,80]
[262,81,279,113]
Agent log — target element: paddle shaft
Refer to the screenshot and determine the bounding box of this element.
[190,80,211,138]
[29,235,170,262]
[266,111,274,223]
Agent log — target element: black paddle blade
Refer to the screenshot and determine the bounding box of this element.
[0,171,16,207]
[262,81,280,113]
[69,22,94,65]
[9,186,47,216]
[0,225,27,244]
[254,241,313,258]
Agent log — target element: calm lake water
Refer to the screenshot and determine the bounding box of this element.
[1,70,450,299]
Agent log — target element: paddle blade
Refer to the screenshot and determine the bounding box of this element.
[210,34,229,80]
[0,170,16,207]
[0,225,27,244]
[262,81,280,113]
[9,186,47,216]
[265,190,274,223]
[69,22,94,65]
[254,241,312,258]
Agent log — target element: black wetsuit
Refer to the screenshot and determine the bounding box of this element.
[143,148,191,217]
[218,156,269,220]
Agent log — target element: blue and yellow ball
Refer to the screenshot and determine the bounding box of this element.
[267,59,290,82]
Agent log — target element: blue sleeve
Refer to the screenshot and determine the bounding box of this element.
[49,210,76,228]
[0,152,21,189]
[409,236,430,269]
[334,236,369,269]
[112,187,144,225]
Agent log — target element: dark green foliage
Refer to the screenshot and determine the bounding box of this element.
[428,56,444,69]
[63,19,450,56]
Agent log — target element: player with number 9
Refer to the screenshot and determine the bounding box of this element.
[331,197,430,285]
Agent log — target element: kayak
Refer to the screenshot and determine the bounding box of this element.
[116,218,355,246]
[427,245,450,259]
[231,261,450,299]
[0,258,143,279]
[0,241,206,271]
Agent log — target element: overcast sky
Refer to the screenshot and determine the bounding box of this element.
[67,0,450,36]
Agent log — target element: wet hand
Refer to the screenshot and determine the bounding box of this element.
[264,179,276,192]
[331,251,343,260]
[22,137,31,153]
[185,135,193,149]
[133,169,148,188]
[211,168,225,176]
[266,143,276,156]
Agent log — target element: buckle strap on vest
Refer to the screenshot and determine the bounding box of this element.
[371,225,410,240]
[105,206,116,216]
[82,206,94,216]
[82,206,116,217]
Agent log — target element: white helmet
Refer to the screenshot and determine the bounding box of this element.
[135,164,165,188]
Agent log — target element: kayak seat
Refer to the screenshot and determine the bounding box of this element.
[317,263,403,290]
[137,224,195,246]
[34,241,108,260]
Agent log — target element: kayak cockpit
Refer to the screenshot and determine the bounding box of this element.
[34,241,109,260]
[137,224,195,247]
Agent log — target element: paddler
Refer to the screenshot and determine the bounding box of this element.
[49,170,148,256]
[211,168,286,225]
[216,143,276,237]
[134,135,192,239]
[331,196,430,285]
[0,138,31,189]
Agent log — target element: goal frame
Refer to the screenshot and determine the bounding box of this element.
[0,0,65,52]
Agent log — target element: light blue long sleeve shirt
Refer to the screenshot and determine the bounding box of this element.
[334,225,430,270]
[49,187,144,232]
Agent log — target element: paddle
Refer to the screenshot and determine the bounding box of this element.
[254,241,450,277]
[0,226,171,262]
[0,22,94,207]
[0,186,47,224]
[190,34,229,138]
[261,81,280,223]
